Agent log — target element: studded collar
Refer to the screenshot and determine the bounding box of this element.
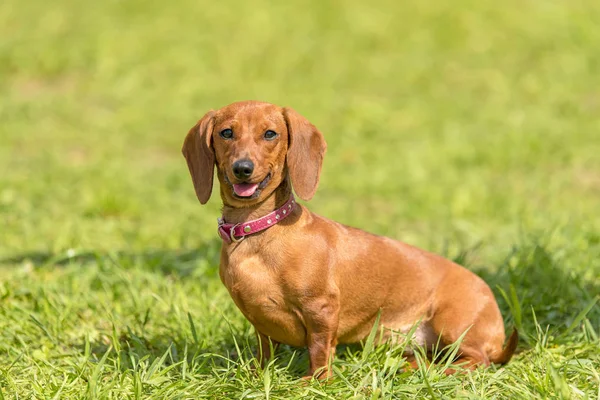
[217,196,296,244]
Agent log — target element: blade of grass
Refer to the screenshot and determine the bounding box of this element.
[362,309,382,362]
[561,296,599,337]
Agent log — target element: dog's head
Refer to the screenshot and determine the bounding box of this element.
[182,101,327,206]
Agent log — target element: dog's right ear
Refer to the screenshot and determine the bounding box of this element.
[283,107,327,201]
[181,111,215,204]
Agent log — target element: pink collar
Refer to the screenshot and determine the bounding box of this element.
[217,196,296,244]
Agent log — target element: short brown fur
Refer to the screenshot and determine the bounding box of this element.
[182,100,518,379]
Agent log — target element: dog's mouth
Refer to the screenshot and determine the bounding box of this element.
[226,173,271,199]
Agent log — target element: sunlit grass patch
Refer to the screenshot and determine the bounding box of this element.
[1,0,599,397]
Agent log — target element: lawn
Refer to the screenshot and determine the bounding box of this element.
[1,0,599,398]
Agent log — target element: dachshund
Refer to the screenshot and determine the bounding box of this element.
[182,100,518,379]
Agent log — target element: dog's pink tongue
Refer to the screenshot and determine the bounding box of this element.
[233,183,259,197]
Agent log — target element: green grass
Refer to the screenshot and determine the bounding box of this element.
[1,0,599,398]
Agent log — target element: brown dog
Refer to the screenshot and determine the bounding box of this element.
[182,100,518,379]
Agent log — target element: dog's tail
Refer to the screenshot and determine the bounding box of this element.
[490,328,519,365]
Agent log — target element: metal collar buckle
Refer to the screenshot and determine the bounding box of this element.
[229,223,243,243]
[217,218,244,243]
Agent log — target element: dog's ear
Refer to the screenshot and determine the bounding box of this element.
[182,111,215,204]
[283,107,327,201]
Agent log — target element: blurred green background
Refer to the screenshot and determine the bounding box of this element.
[1,0,599,397]
[2,0,599,259]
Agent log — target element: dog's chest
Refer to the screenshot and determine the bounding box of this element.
[221,254,278,308]
[219,252,306,346]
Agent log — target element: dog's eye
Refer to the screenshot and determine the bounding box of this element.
[264,130,277,140]
[219,129,233,139]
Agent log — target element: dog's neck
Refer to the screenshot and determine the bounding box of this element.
[221,178,293,224]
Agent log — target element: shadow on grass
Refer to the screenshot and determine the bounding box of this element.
[0,240,222,277]
[83,324,309,378]
[85,330,242,373]
[451,242,600,345]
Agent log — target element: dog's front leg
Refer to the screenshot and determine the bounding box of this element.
[303,300,340,380]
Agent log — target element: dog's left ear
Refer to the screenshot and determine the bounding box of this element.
[283,107,327,201]
[182,111,215,204]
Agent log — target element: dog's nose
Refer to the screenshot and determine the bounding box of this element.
[232,159,254,180]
